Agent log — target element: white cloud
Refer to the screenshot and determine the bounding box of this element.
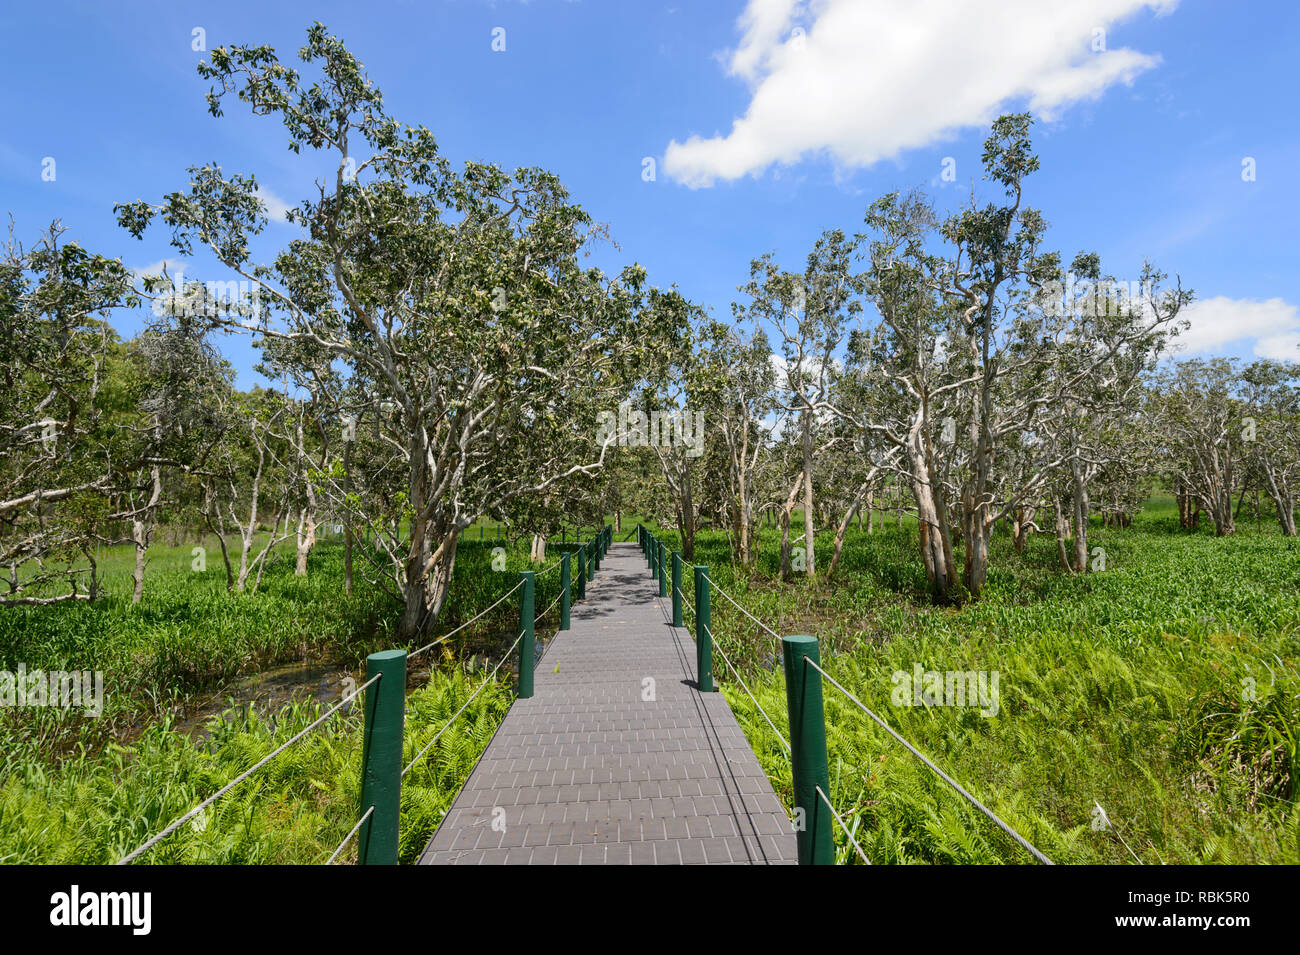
[729,0,802,83]
[664,0,1175,188]
[254,184,295,224]
[130,258,187,281]
[1174,296,1300,361]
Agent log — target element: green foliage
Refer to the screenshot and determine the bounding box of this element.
[0,666,511,864]
[0,534,559,863]
[649,506,1300,864]
[0,542,391,755]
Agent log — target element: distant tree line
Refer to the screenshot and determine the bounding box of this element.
[4,28,1296,627]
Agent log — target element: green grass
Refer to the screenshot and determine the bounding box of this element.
[645,503,1300,864]
[0,531,579,864]
[0,666,511,864]
[5,510,1296,865]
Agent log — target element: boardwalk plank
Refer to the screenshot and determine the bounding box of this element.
[418,542,796,865]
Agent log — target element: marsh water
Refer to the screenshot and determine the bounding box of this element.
[155,624,549,742]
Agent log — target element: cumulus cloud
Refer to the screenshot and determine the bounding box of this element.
[130,258,187,281]
[1173,296,1300,361]
[664,0,1175,187]
[254,184,295,224]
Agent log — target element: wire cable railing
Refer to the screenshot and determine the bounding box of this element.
[402,629,526,778]
[118,523,611,868]
[406,542,573,665]
[815,785,871,864]
[409,578,524,661]
[537,589,563,622]
[637,522,1053,867]
[802,655,1053,865]
[533,555,566,578]
[326,805,375,865]
[700,620,790,755]
[709,579,784,643]
[116,671,382,865]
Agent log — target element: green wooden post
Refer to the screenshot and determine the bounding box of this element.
[358,648,406,865]
[782,635,834,865]
[693,566,712,692]
[585,541,595,583]
[651,536,659,579]
[671,551,683,627]
[519,572,535,699]
[593,535,602,571]
[658,540,668,597]
[560,552,571,631]
[576,545,587,601]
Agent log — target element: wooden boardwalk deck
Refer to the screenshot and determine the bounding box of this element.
[418,542,796,864]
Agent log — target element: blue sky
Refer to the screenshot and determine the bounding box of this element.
[1,0,1297,386]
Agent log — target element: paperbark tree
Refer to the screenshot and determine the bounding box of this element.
[638,289,707,561]
[1152,359,1248,537]
[700,320,775,571]
[1032,252,1186,572]
[117,25,669,638]
[850,190,961,598]
[849,117,1186,598]
[0,223,136,605]
[735,230,860,580]
[201,390,294,593]
[1240,360,1299,535]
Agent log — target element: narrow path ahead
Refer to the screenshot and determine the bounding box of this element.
[419,541,796,864]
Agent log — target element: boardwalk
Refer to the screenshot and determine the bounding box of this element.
[419,542,796,864]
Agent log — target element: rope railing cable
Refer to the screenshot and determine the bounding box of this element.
[814,785,871,864]
[533,556,565,579]
[116,671,383,865]
[536,590,563,622]
[672,582,695,617]
[408,579,524,661]
[802,656,1053,865]
[700,621,790,755]
[402,630,525,778]
[325,804,374,865]
[709,580,784,643]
